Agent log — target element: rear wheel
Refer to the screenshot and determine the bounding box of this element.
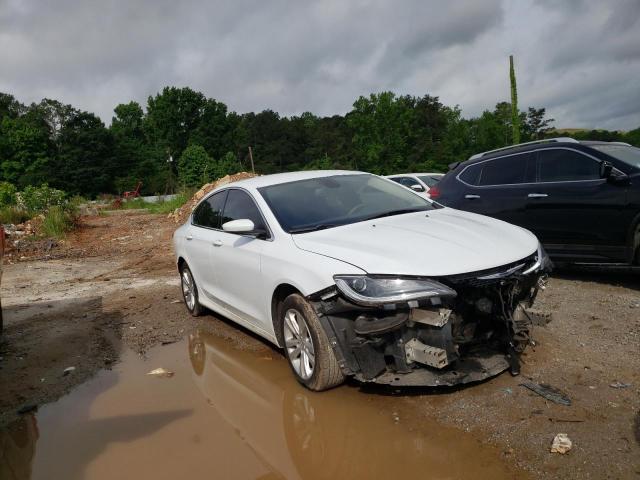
[280,294,344,391]
[180,264,203,317]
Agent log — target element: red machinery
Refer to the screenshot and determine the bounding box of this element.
[112,181,143,209]
[123,181,143,199]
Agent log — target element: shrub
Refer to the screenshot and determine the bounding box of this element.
[0,182,17,207]
[40,205,74,238]
[0,206,30,224]
[19,184,66,213]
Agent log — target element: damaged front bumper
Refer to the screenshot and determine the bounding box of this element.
[309,247,552,387]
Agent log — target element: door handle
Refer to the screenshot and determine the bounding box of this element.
[527,193,548,198]
[212,240,223,247]
[465,194,481,199]
[186,235,193,241]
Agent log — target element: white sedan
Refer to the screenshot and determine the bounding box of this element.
[385,172,444,197]
[173,171,551,391]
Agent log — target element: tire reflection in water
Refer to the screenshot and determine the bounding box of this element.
[188,328,514,480]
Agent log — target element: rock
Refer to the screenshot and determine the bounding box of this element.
[147,367,174,378]
[550,433,572,454]
[609,381,632,389]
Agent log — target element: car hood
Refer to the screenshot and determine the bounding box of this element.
[291,208,538,277]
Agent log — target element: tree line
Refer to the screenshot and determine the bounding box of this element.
[1,88,638,197]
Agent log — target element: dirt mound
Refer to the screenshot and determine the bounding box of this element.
[167,172,258,224]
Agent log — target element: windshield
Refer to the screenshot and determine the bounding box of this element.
[417,175,443,187]
[590,145,640,168]
[258,174,435,233]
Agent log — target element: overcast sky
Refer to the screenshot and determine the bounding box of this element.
[1,0,639,129]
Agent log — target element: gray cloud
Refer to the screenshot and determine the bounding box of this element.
[0,0,638,129]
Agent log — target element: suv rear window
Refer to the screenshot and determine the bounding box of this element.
[459,164,481,185]
[538,149,600,182]
[459,152,533,187]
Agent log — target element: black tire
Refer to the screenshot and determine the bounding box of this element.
[280,293,345,391]
[180,264,203,317]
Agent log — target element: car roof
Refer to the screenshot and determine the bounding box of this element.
[224,170,367,189]
[451,139,629,171]
[386,172,444,178]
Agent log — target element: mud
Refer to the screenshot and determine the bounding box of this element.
[1,212,639,479]
[1,326,522,480]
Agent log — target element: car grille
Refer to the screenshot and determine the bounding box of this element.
[437,253,537,287]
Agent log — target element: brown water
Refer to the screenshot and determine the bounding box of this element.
[1,329,522,480]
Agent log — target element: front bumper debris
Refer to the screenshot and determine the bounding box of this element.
[309,251,552,387]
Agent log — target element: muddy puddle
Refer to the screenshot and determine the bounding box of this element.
[1,328,522,480]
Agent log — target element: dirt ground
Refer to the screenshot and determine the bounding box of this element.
[1,212,639,478]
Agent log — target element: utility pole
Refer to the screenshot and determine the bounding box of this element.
[165,148,176,194]
[248,146,255,173]
[509,55,521,145]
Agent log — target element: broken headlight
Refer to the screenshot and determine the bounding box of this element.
[333,275,456,306]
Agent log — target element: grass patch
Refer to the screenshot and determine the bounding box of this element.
[41,205,75,238]
[119,192,191,214]
[0,206,30,224]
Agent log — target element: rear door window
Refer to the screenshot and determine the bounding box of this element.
[192,190,227,228]
[537,149,601,182]
[220,189,267,233]
[477,152,533,186]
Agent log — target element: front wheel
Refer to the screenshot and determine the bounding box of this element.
[280,294,345,391]
[180,264,203,317]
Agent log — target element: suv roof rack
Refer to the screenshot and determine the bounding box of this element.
[468,137,580,161]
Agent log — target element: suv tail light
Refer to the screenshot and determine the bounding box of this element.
[428,186,441,199]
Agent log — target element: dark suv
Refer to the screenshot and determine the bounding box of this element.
[433,138,640,265]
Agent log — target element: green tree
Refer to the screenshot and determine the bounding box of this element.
[145,87,207,159]
[522,107,554,140]
[110,102,158,194]
[0,114,53,187]
[212,151,242,179]
[53,111,114,196]
[178,144,214,187]
[347,92,413,174]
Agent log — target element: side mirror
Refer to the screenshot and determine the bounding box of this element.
[410,184,425,192]
[222,219,255,233]
[600,161,613,178]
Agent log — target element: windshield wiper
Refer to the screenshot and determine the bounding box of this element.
[289,223,339,234]
[361,208,428,221]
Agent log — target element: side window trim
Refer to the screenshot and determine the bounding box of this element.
[220,187,273,241]
[457,147,604,188]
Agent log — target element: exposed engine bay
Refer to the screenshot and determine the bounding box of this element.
[309,250,552,386]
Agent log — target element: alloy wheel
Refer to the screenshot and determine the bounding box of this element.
[182,269,196,310]
[283,308,316,380]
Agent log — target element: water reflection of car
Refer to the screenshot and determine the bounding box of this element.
[0,414,39,480]
[187,329,497,479]
[174,171,550,391]
[385,173,444,198]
